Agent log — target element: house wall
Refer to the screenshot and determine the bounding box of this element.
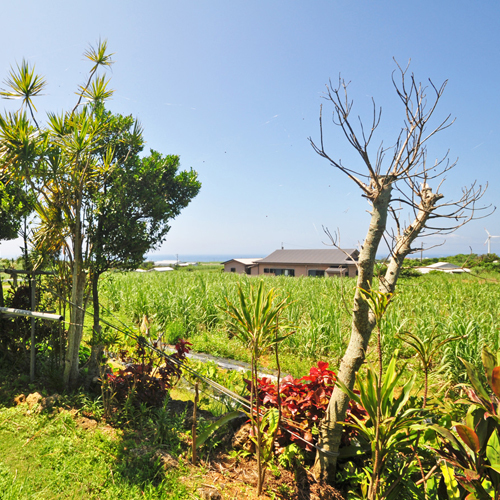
[223,261,259,275]
[256,263,357,278]
[223,261,247,274]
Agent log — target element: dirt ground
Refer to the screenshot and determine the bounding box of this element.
[167,399,346,500]
[196,455,346,500]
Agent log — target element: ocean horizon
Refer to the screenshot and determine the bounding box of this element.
[146,254,266,263]
[146,252,458,263]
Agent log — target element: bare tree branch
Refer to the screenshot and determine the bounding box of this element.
[310,61,493,483]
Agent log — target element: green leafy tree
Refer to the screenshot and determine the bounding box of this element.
[0,41,200,388]
[86,111,201,377]
[0,176,32,242]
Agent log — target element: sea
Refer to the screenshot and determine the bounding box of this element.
[146,251,456,264]
[145,254,265,264]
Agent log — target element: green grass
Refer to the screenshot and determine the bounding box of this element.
[1,264,499,499]
[96,269,500,382]
[0,402,194,499]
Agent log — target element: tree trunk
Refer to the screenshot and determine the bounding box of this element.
[312,184,444,482]
[87,271,104,382]
[381,187,444,294]
[63,265,86,388]
[63,202,87,389]
[312,179,393,482]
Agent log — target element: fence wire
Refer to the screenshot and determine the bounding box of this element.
[47,286,340,458]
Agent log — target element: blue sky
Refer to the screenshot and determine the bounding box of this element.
[1,1,499,259]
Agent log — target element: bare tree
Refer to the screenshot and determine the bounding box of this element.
[309,62,490,482]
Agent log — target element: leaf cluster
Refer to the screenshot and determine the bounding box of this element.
[252,361,337,452]
[223,280,292,360]
[107,339,191,411]
[339,356,421,462]
[429,348,500,498]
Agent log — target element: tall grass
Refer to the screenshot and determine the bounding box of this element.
[100,271,500,380]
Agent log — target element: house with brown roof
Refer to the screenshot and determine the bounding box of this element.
[222,258,262,275]
[224,249,359,277]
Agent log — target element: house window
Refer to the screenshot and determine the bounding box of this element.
[264,268,270,273]
[273,268,295,277]
[326,265,347,277]
[308,270,325,277]
[230,267,236,273]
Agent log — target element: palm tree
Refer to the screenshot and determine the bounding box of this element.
[0,41,115,387]
[223,280,291,496]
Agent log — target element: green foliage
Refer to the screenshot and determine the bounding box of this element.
[398,328,463,406]
[429,347,500,499]
[223,280,292,358]
[164,321,186,345]
[404,253,500,272]
[443,316,485,384]
[338,354,422,499]
[251,408,280,465]
[99,270,500,380]
[359,288,392,324]
[277,443,305,469]
[0,175,33,242]
[222,280,292,496]
[147,397,186,452]
[90,122,202,274]
[398,267,423,278]
[79,344,91,365]
[183,359,248,414]
[0,283,63,370]
[195,410,242,449]
[0,41,201,388]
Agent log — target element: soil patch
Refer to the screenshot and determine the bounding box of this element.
[200,455,345,499]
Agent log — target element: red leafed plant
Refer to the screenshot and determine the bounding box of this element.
[107,339,191,409]
[250,361,366,451]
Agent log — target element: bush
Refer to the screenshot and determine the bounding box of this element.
[107,339,191,410]
[0,285,63,368]
[251,362,366,453]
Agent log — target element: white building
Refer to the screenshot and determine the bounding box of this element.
[416,262,470,274]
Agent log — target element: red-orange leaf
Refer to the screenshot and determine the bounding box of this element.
[456,424,480,453]
[491,366,500,399]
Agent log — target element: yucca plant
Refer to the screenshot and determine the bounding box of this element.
[429,347,500,499]
[398,329,463,407]
[222,280,292,496]
[359,287,392,380]
[337,354,422,500]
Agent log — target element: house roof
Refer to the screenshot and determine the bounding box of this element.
[258,249,358,265]
[425,262,463,269]
[222,258,262,266]
[416,261,470,274]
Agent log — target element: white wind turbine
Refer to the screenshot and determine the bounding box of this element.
[484,228,500,254]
